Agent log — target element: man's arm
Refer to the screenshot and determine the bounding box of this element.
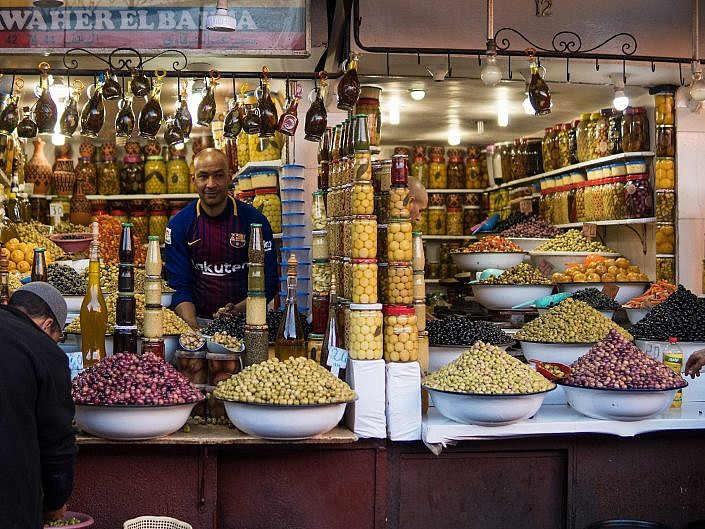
[174,301,199,330]
[165,218,197,326]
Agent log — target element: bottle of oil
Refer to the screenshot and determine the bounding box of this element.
[275,254,306,360]
[31,247,47,282]
[81,222,108,368]
[320,274,346,380]
[663,336,684,408]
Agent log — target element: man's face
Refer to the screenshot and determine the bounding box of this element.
[35,317,62,343]
[193,151,230,209]
[409,189,428,222]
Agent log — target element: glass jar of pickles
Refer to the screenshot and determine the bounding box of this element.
[542,127,555,171]
[510,139,527,180]
[144,154,167,194]
[410,146,429,188]
[352,182,374,215]
[622,106,650,152]
[414,300,426,332]
[387,219,413,261]
[594,109,612,159]
[655,158,675,190]
[608,113,622,155]
[624,174,654,219]
[412,272,425,300]
[655,190,675,223]
[130,208,149,244]
[342,258,352,300]
[656,255,675,283]
[353,150,372,182]
[656,222,675,254]
[465,157,482,188]
[575,113,593,162]
[655,90,675,126]
[446,149,465,188]
[347,303,383,360]
[383,305,418,362]
[252,188,282,234]
[380,262,413,306]
[426,206,446,235]
[312,190,327,230]
[428,150,447,189]
[167,147,190,194]
[377,224,388,262]
[312,230,329,260]
[389,185,410,219]
[656,125,676,157]
[373,159,392,192]
[463,206,482,232]
[374,191,389,224]
[312,260,332,293]
[351,215,377,259]
[446,208,463,236]
[413,209,427,234]
[342,184,353,217]
[311,293,329,334]
[351,258,378,304]
[98,153,120,195]
[342,217,353,257]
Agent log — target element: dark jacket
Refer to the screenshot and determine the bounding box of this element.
[0,305,77,529]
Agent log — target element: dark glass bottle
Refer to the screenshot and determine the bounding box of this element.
[31,247,47,282]
[16,106,38,138]
[35,62,58,134]
[0,93,20,135]
[174,92,193,139]
[277,84,302,136]
[101,69,122,101]
[138,71,165,139]
[223,98,243,139]
[275,255,306,360]
[129,67,150,98]
[248,223,265,264]
[336,54,361,111]
[115,92,136,138]
[80,83,105,137]
[197,72,219,126]
[352,114,370,151]
[119,222,135,263]
[60,81,81,137]
[304,74,328,142]
[320,275,346,380]
[528,55,551,116]
[258,67,278,138]
[163,117,184,147]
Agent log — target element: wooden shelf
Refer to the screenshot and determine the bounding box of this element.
[486,152,655,192]
[554,217,655,229]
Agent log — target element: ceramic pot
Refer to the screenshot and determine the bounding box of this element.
[25,138,53,195]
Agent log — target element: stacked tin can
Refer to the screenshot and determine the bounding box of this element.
[243,223,269,366]
[113,223,139,355]
[142,235,165,358]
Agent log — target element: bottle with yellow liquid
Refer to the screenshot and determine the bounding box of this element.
[275,254,306,360]
[663,336,683,408]
[80,221,108,368]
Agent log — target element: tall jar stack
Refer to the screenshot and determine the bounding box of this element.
[142,235,165,358]
[113,223,138,355]
[244,223,269,366]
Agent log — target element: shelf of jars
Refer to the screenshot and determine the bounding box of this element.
[554,217,656,229]
[421,235,478,241]
[426,188,485,194]
[486,152,656,192]
[30,193,199,201]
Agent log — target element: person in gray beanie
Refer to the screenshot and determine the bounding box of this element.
[1,282,76,528]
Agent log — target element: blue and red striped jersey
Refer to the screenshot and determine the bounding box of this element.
[165,196,277,319]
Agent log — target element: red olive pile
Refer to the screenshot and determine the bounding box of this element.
[563,329,687,390]
[72,352,203,406]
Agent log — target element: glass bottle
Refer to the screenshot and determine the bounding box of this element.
[197,71,219,126]
[258,66,278,138]
[145,235,162,277]
[115,88,136,139]
[129,67,150,98]
[662,337,683,408]
[120,222,135,263]
[101,69,122,101]
[304,72,328,142]
[528,53,551,115]
[0,89,19,135]
[80,82,105,137]
[318,127,332,189]
[6,192,21,223]
[16,106,37,139]
[320,275,346,380]
[31,247,47,282]
[248,223,265,264]
[60,80,82,137]
[138,70,166,139]
[35,62,58,134]
[352,114,370,151]
[0,244,9,305]
[337,53,361,111]
[81,222,108,368]
[174,87,193,140]
[224,97,243,139]
[277,83,302,136]
[275,254,306,360]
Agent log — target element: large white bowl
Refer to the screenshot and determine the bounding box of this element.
[529,252,620,272]
[65,334,180,363]
[556,282,649,305]
[625,307,651,324]
[558,382,683,421]
[428,342,514,373]
[222,400,349,440]
[451,251,526,272]
[471,283,554,310]
[519,340,595,365]
[425,387,555,426]
[74,402,198,440]
[505,238,552,252]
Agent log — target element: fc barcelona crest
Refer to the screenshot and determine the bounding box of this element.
[229,233,246,248]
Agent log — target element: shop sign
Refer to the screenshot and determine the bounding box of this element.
[0,1,308,55]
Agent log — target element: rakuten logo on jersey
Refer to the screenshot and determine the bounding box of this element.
[194,262,245,277]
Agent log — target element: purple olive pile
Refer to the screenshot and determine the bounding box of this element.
[500,216,562,238]
[563,329,687,390]
[72,352,203,406]
[629,285,705,341]
[493,211,530,233]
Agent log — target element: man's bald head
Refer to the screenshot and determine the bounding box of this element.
[408,176,428,222]
[194,148,228,170]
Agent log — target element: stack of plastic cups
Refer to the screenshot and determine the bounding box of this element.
[142,235,165,358]
[244,223,269,367]
[279,164,311,314]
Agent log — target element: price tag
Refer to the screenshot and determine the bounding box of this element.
[582,222,597,239]
[49,202,63,218]
[601,283,620,300]
[326,345,349,373]
[520,198,533,215]
[538,258,555,278]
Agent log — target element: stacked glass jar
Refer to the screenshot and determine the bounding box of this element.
[142,236,165,357]
[244,223,270,366]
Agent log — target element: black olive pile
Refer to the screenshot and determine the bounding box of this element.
[493,212,530,233]
[427,317,512,346]
[571,288,621,311]
[629,285,705,341]
[203,309,311,342]
[47,264,87,295]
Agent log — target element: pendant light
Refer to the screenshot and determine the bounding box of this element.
[206,0,237,32]
[609,73,630,111]
[690,0,705,101]
[480,0,502,86]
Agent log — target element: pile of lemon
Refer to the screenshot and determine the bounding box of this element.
[2,238,53,274]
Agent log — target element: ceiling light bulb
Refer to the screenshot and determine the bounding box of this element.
[613,89,629,111]
[691,71,705,102]
[409,89,426,101]
[480,54,502,87]
[522,95,535,115]
[51,132,65,146]
[206,0,237,32]
[497,107,509,127]
[447,129,461,146]
[389,105,400,125]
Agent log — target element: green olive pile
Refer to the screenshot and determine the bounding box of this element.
[90,265,174,294]
[8,272,22,291]
[53,221,91,234]
[422,341,555,394]
[45,517,82,527]
[515,298,632,343]
[533,229,615,253]
[214,357,356,405]
[47,264,87,295]
[479,263,552,285]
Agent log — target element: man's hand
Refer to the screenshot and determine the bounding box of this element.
[685,349,705,378]
[44,504,67,523]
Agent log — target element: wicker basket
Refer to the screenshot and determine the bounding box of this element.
[123,516,193,529]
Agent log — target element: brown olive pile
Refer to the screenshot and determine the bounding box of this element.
[534,229,615,253]
[564,329,687,390]
[500,216,562,238]
[479,263,551,285]
[72,352,203,406]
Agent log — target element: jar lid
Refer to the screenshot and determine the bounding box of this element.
[388,261,412,267]
[625,160,645,165]
[146,155,163,160]
[463,205,481,209]
[426,205,446,210]
[447,207,462,212]
[281,199,305,203]
[655,189,676,194]
[350,303,383,310]
[308,333,325,339]
[351,258,378,264]
[383,305,415,315]
[656,124,675,129]
[312,230,328,235]
[377,224,388,229]
[255,187,278,194]
[418,330,429,338]
[627,173,649,181]
[412,231,422,237]
[413,270,425,276]
[414,298,426,304]
[121,222,134,227]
